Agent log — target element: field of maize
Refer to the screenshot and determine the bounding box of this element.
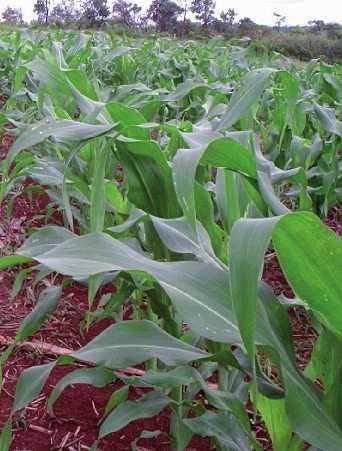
[0,28,341,450]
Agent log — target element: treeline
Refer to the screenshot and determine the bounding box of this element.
[1,1,342,60]
[2,0,253,32]
[0,0,340,35]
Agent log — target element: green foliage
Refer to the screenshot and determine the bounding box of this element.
[0,29,341,451]
[81,0,110,27]
[261,31,342,62]
[147,0,184,33]
[190,0,216,28]
[1,7,23,24]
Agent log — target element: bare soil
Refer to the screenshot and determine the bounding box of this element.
[0,129,341,450]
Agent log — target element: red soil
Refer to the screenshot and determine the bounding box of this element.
[0,127,341,450]
[0,195,212,450]
[262,255,318,371]
[263,203,342,371]
[324,203,342,236]
[0,131,212,450]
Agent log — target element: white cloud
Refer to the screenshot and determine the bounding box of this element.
[266,0,305,4]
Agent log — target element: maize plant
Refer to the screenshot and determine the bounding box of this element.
[0,29,341,450]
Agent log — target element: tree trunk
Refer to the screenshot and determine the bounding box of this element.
[45,0,49,25]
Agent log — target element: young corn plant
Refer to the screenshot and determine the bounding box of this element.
[0,29,341,450]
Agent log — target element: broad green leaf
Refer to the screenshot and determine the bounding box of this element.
[103,385,129,418]
[0,422,11,451]
[323,73,342,102]
[276,71,300,145]
[173,137,257,227]
[66,81,109,123]
[199,138,257,176]
[255,145,311,215]
[163,80,209,101]
[66,69,98,99]
[18,226,76,257]
[202,388,253,438]
[4,119,115,172]
[99,391,170,438]
[256,395,293,451]
[25,157,65,187]
[304,329,342,428]
[105,181,130,214]
[72,320,208,368]
[0,255,32,270]
[15,286,61,341]
[116,138,180,218]
[283,366,342,451]
[273,212,342,337]
[24,232,240,343]
[230,217,279,397]
[184,411,250,451]
[133,366,199,389]
[90,143,109,232]
[305,328,342,392]
[314,104,342,137]
[26,57,70,95]
[48,367,115,413]
[108,209,147,233]
[216,170,244,233]
[11,268,33,300]
[194,182,227,262]
[107,46,134,59]
[217,68,276,130]
[323,366,342,430]
[12,362,55,413]
[258,277,342,451]
[151,215,219,267]
[106,101,145,129]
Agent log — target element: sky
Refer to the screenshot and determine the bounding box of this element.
[0,0,341,26]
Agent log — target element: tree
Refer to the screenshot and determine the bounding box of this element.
[34,0,52,25]
[1,6,23,24]
[176,0,191,35]
[50,1,79,25]
[324,22,342,40]
[112,0,142,27]
[50,4,65,24]
[220,8,237,27]
[178,0,190,23]
[238,17,258,37]
[147,0,183,32]
[273,12,286,32]
[308,19,325,33]
[81,0,110,27]
[190,0,215,28]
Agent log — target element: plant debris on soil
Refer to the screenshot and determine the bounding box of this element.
[0,128,341,450]
[0,129,214,451]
